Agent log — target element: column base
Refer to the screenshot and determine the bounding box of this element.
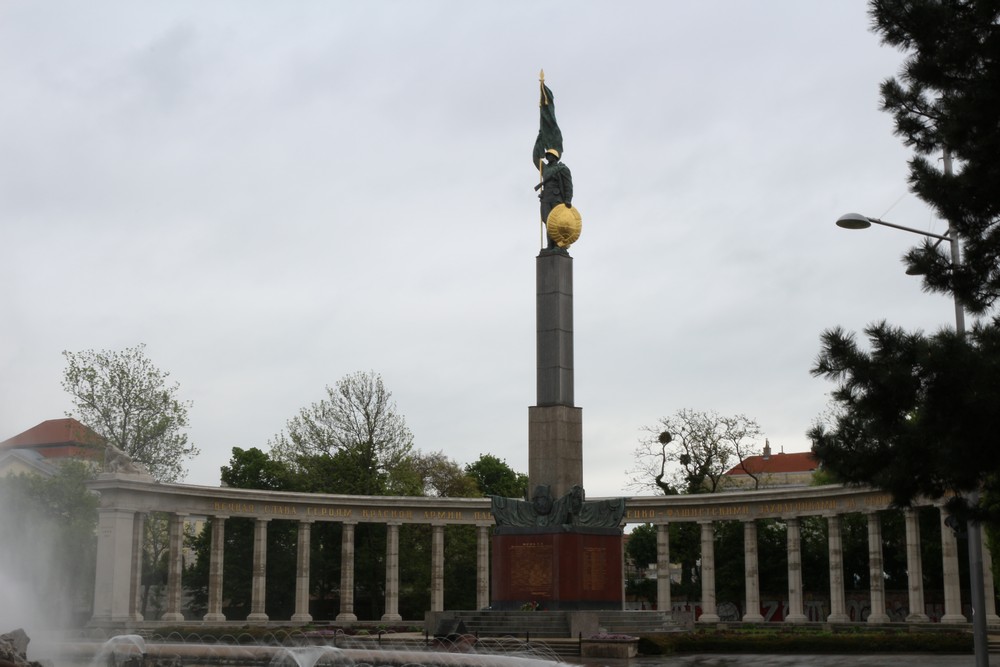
[291,613,313,623]
[203,613,226,622]
[941,613,967,624]
[906,612,930,622]
[247,612,269,623]
[742,613,764,623]
[987,614,1000,625]
[867,613,890,623]
[784,614,807,624]
[697,614,721,623]
[827,613,849,623]
[336,612,358,622]
[128,613,144,622]
[381,613,402,622]
[161,612,184,622]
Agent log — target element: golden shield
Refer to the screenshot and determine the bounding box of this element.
[546,204,582,248]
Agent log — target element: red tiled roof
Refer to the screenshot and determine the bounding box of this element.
[0,418,105,451]
[725,451,818,476]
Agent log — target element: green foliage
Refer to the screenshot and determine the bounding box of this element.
[465,453,527,498]
[0,461,98,627]
[872,0,1000,313]
[810,322,1000,521]
[406,450,481,497]
[812,1,1000,524]
[222,447,296,490]
[61,344,197,482]
[626,523,657,571]
[269,371,413,496]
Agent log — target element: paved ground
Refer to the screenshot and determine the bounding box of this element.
[571,655,994,666]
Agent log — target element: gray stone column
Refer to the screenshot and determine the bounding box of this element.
[91,508,138,624]
[431,524,445,612]
[981,536,1000,624]
[785,517,807,623]
[337,521,358,621]
[247,518,270,623]
[204,515,227,622]
[528,251,583,498]
[477,525,490,611]
[128,512,145,622]
[291,520,313,623]
[866,511,890,623]
[382,522,402,622]
[162,513,186,622]
[940,507,966,623]
[743,519,764,622]
[697,521,719,623]
[904,508,929,622]
[656,523,671,613]
[826,514,849,623]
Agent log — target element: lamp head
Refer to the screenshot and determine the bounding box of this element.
[836,213,872,230]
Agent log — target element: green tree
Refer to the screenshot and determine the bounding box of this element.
[628,409,764,494]
[625,523,658,607]
[810,0,1000,524]
[0,461,98,628]
[465,454,528,498]
[873,0,1000,311]
[61,344,197,482]
[270,371,414,496]
[406,450,481,498]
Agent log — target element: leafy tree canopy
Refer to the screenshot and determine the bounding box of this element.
[62,344,197,482]
[871,0,1000,312]
[465,453,528,498]
[269,371,414,496]
[811,0,1000,522]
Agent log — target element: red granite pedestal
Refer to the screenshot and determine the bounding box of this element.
[491,526,623,610]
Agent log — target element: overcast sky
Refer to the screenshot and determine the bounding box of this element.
[0,1,966,496]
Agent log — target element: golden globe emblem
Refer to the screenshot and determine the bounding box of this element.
[546,203,582,248]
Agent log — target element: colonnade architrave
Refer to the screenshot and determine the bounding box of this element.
[87,474,998,626]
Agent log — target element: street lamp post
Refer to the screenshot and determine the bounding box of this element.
[835,209,988,667]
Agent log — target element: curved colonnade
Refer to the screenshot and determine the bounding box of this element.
[88,474,999,626]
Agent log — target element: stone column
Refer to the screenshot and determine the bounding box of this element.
[162,513,186,622]
[528,251,583,498]
[785,517,807,623]
[291,520,313,623]
[981,536,1000,624]
[247,518,270,623]
[866,511,890,623]
[337,521,358,621]
[477,525,490,611]
[743,519,764,622]
[128,512,145,622]
[204,515,227,622]
[904,508,929,622]
[656,523,671,613]
[431,524,445,612]
[940,507,966,623]
[382,522,402,622]
[698,521,719,623]
[826,514,849,623]
[91,508,138,624]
